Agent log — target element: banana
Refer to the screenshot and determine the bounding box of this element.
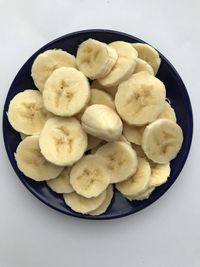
[91,80,118,98]
[20,132,29,140]
[158,101,176,122]
[70,155,110,198]
[133,58,154,75]
[89,185,113,216]
[15,136,63,181]
[39,117,87,166]
[126,186,155,201]
[76,39,118,79]
[89,89,115,109]
[131,144,146,158]
[96,141,138,183]
[31,49,76,91]
[132,43,161,75]
[115,71,166,125]
[46,167,74,194]
[117,134,131,146]
[116,157,151,197]
[87,134,102,150]
[81,104,123,141]
[149,162,170,187]
[142,118,183,163]
[7,89,53,135]
[43,67,90,116]
[98,41,137,87]
[63,190,106,214]
[123,123,145,145]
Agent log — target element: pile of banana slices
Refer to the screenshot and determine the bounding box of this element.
[7,38,184,215]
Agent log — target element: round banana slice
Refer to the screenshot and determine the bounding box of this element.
[91,80,118,98]
[20,132,29,140]
[15,136,63,181]
[87,134,102,150]
[123,123,145,145]
[96,141,138,183]
[31,49,76,91]
[70,155,110,198]
[133,58,154,75]
[46,167,74,194]
[7,89,53,135]
[149,162,171,187]
[43,67,90,116]
[98,41,137,87]
[131,144,146,158]
[76,39,118,79]
[132,43,161,75]
[116,157,151,197]
[63,190,106,214]
[89,185,114,216]
[126,186,155,201]
[115,71,166,125]
[39,117,87,166]
[142,119,183,164]
[81,104,122,142]
[89,89,115,109]
[158,101,176,122]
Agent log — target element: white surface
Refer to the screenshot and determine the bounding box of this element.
[0,0,199,266]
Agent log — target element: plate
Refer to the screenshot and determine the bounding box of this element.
[3,29,193,220]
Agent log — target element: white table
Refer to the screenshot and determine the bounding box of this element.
[0,0,199,266]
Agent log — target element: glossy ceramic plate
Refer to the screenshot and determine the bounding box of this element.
[3,30,193,220]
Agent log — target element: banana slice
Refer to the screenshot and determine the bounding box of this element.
[89,185,114,216]
[7,89,53,135]
[133,58,154,75]
[70,155,110,198]
[115,71,166,125]
[158,101,176,122]
[31,49,76,91]
[123,123,145,145]
[87,134,102,150]
[132,43,161,75]
[91,80,118,98]
[98,41,137,87]
[20,132,29,140]
[76,39,118,79]
[96,141,138,183]
[131,144,146,158]
[46,167,74,194]
[149,162,170,187]
[15,136,63,181]
[126,186,155,201]
[39,117,87,166]
[43,67,90,116]
[63,190,106,214]
[89,89,115,109]
[142,119,183,163]
[81,104,122,141]
[116,157,151,197]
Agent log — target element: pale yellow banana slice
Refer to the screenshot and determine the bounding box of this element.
[7,90,53,135]
[96,141,138,183]
[132,43,161,75]
[20,132,29,140]
[126,186,155,201]
[123,123,145,145]
[149,162,170,187]
[133,58,154,75]
[70,155,110,198]
[91,80,118,98]
[98,41,137,87]
[39,117,87,166]
[115,71,166,125]
[116,157,151,197]
[89,89,115,109]
[46,167,74,194]
[81,104,122,141]
[43,67,90,116]
[131,144,146,158]
[76,39,118,79]
[158,101,176,122]
[31,49,76,91]
[15,136,63,181]
[89,185,113,216]
[63,190,106,214]
[142,119,183,163]
[87,134,102,150]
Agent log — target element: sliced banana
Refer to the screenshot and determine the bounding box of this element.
[89,185,113,216]
[149,162,171,187]
[43,67,90,116]
[31,49,76,91]
[123,123,145,145]
[15,136,63,181]
[91,80,118,98]
[115,71,166,125]
[126,186,155,201]
[76,39,118,79]
[81,104,122,141]
[46,167,74,194]
[20,132,29,140]
[116,157,151,197]
[158,101,176,122]
[87,134,102,150]
[98,41,137,87]
[8,90,53,135]
[142,118,183,163]
[132,43,161,75]
[96,141,138,183]
[63,190,106,214]
[131,144,146,158]
[89,89,115,109]
[70,155,110,198]
[39,117,87,166]
[133,58,154,75]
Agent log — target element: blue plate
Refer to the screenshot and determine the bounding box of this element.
[2,30,193,220]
